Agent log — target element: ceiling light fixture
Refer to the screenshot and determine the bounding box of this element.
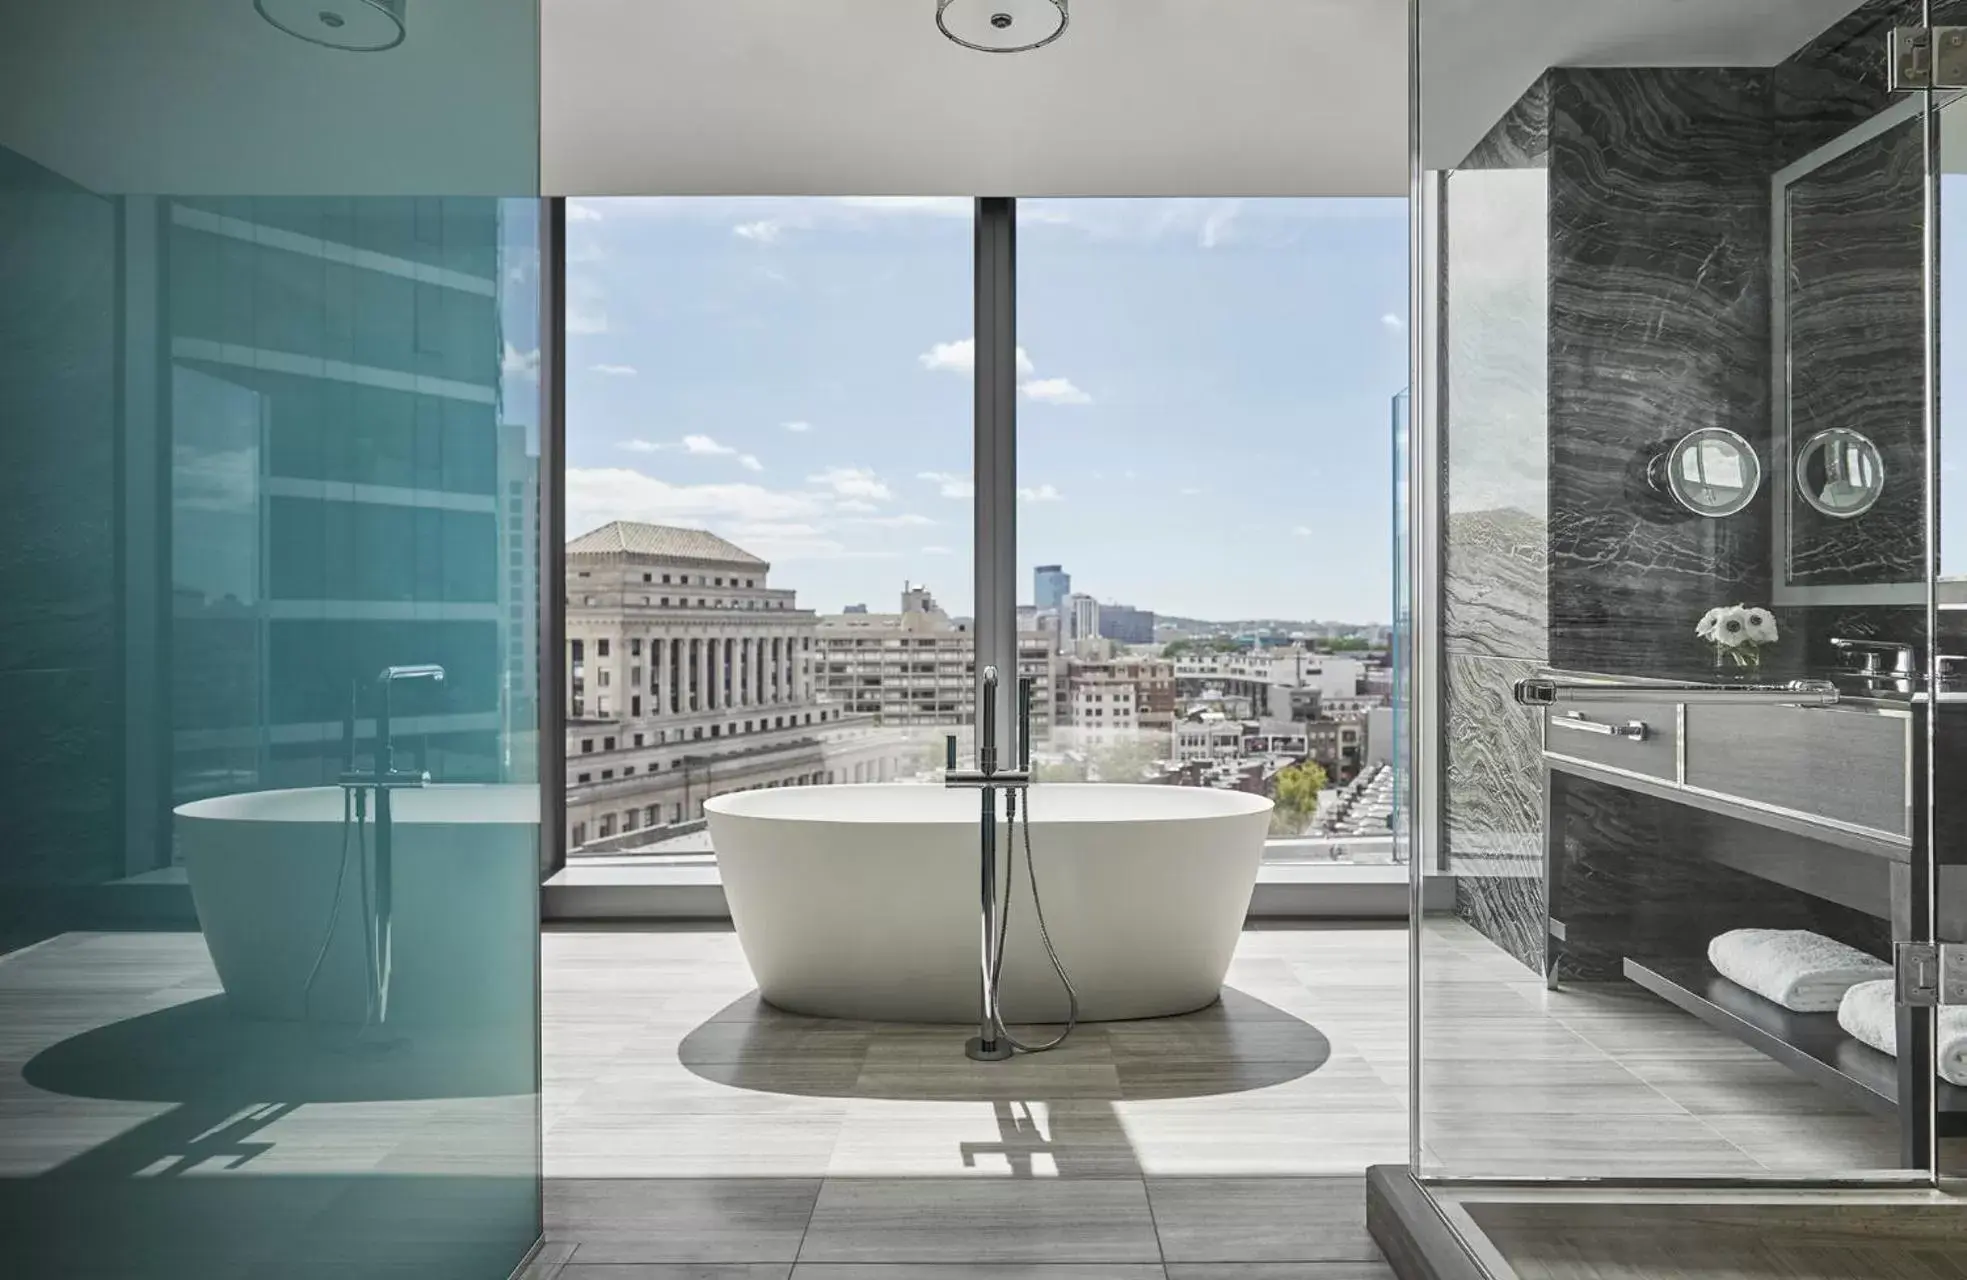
[937,0,1068,53]
[255,0,406,52]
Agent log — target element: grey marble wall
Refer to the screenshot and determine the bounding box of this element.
[1440,88,1551,970]
[1544,66,1775,678]
[0,146,121,926]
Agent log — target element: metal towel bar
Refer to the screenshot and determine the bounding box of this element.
[1513,678,1839,708]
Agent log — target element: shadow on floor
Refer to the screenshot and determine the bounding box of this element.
[23,993,534,1105]
[678,984,1332,1102]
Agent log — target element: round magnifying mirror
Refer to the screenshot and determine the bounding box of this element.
[1794,427,1884,519]
[1647,427,1762,518]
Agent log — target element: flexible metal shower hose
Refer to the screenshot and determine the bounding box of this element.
[987,786,1079,1053]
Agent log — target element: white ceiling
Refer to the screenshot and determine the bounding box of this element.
[541,0,1408,198]
[0,0,538,195]
[1421,0,1869,168]
[0,0,1880,198]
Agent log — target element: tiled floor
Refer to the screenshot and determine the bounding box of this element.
[0,916,1913,1278]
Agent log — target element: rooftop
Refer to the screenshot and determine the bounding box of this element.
[567,521,769,568]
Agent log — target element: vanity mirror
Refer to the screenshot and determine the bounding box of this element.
[1794,427,1885,519]
[1771,96,1930,603]
[1647,427,1762,518]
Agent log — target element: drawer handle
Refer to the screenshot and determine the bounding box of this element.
[1552,711,1649,741]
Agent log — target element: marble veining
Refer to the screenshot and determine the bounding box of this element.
[1443,652,1545,973]
[1782,112,1925,585]
[1544,67,1775,677]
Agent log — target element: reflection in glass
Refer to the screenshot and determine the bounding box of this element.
[1794,426,1885,519]
[1649,426,1761,519]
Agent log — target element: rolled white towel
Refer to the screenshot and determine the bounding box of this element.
[1838,979,1967,1087]
[1707,928,1890,1013]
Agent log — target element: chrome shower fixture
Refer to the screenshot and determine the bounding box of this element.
[937,0,1069,53]
[256,0,406,51]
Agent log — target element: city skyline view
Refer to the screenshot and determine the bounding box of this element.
[561,196,1407,622]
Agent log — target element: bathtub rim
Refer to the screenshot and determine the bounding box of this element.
[175,782,541,826]
[704,781,1274,825]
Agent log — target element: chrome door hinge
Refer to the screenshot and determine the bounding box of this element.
[1896,942,1967,1006]
[1891,27,1967,91]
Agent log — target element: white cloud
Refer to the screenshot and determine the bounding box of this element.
[1199,199,1242,248]
[589,363,637,376]
[734,220,782,243]
[836,196,971,217]
[1021,377,1092,405]
[921,545,954,556]
[919,338,1035,379]
[1293,525,1314,537]
[618,436,762,471]
[783,420,813,433]
[834,498,879,514]
[808,467,893,502]
[848,512,936,528]
[1381,313,1404,330]
[501,343,540,381]
[567,308,609,335]
[1018,484,1064,503]
[566,468,824,537]
[566,201,604,222]
[1179,486,1205,496]
[918,471,974,500]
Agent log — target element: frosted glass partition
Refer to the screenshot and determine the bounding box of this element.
[0,4,544,1276]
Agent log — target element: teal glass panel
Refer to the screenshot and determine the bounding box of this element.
[0,3,543,1276]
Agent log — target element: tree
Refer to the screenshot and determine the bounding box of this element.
[1269,760,1328,836]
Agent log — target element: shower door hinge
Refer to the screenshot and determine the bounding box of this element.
[1891,27,1967,91]
[1895,942,1967,1007]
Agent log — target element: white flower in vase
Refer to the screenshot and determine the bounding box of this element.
[1695,603,1777,670]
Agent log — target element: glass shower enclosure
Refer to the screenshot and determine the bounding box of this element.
[1406,0,1967,1268]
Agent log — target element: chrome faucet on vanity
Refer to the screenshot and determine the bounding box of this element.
[944,664,1035,1062]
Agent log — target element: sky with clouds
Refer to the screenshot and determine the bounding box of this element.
[551,196,1407,623]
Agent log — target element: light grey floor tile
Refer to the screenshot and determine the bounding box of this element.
[547,1110,846,1178]
[515,1241,577,1279]
[545,1178,820,1263]
[1146,1177,1379,1264]
[827,1098,1143,1178]
[793,1268,1166,1279]
[563,1268,793,1279]
[1165,1267,1394,1280]
[799,1178,1161,1263]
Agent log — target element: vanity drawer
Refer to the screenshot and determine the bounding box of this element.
[1682,704,1910,839]
[1541,700,1678,780]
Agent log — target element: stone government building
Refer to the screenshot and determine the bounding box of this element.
[562,521,911,850]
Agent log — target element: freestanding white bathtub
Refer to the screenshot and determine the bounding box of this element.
[175,784,539,1025]
[706,783,1272,1023]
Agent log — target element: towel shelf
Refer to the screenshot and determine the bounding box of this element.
[1624,955,1967,1131]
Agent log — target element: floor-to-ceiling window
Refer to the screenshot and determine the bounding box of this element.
[559,197,971,853]
[1016,198,1407,863]
[559,197,1407,865]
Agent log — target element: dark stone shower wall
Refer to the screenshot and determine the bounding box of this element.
[1543,67,1776,677]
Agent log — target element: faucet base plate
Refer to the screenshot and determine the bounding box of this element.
[964,1035,1015,1062]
